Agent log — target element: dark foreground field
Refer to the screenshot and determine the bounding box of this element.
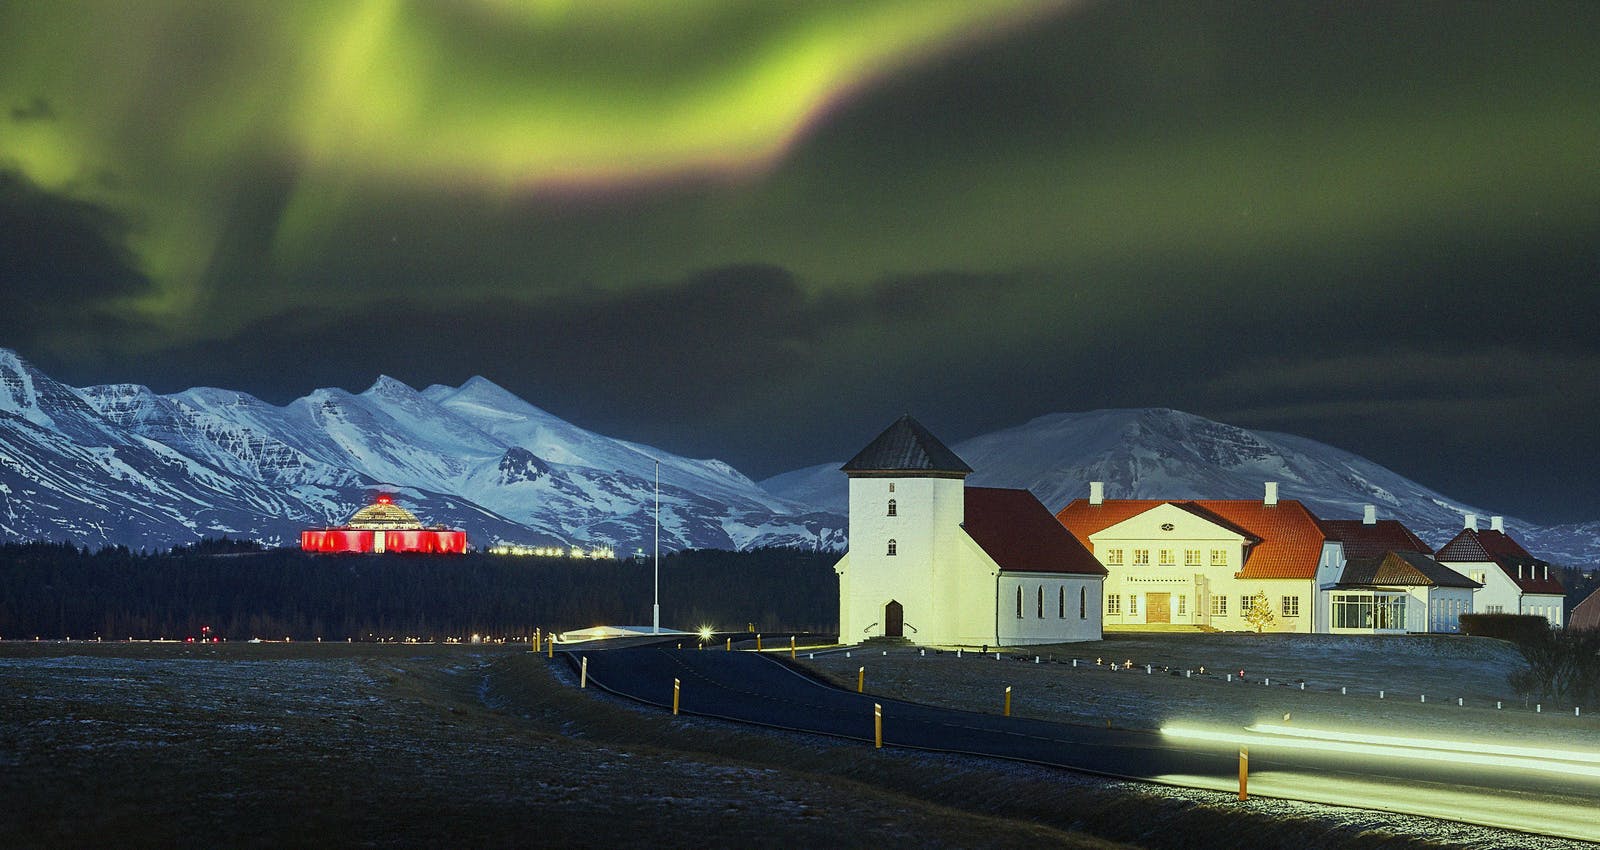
[0,642,1581,849]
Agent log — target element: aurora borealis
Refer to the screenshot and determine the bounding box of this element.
[3,1,1598,521]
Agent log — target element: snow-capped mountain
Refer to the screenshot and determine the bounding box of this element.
[0,348,842,551]
[760,408,1597,566]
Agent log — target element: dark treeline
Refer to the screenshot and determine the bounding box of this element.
[0,541,838,640]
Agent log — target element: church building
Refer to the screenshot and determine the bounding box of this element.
[833,416,1105,646]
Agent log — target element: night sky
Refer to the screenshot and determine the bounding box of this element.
[3,1,1597,523]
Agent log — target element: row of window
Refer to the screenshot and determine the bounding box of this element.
[1016,585,1088,619]
[1107,593,1301,618]
[1103,548,1229,567]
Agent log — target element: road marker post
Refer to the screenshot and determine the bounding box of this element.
[673,678,680,715]
[1004,686,1012,716]
[1238,746,1249,801]
[874,703,882,749]
[580,656,588,688]
[756,634,762,651]
[858,667,865,693]
[547,636,554,658]
[726,637,731,651]
[791,636,796,659]
[534,627,541,650]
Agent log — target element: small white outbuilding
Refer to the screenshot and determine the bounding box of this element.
[833,415,1105,647]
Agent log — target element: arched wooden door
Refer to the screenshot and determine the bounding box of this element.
[884,600,904,637]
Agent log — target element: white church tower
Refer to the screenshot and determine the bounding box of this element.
[835,415,981,644]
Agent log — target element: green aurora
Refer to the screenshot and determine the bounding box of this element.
[2,1,1597,521]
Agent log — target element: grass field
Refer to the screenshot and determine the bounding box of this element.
[0,638,1591,849]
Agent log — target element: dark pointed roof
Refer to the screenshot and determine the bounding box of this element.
[1317,518,1432,559]
[1337,551,1480,589]
[841,415,972,476]
[1435,528,1564,594]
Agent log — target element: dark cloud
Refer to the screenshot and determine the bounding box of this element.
[0,171,155,351]
[9,96,53,123]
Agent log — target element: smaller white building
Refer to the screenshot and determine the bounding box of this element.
[1436,515,1566,627]
[833,415,1106,646]
[1316,509,1479,634]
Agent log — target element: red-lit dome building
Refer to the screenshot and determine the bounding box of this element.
[301,494,468,554]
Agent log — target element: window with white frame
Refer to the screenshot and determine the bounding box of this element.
[1184,549,1201,567]
[1211,549,1228,566]
[1281,596,1300,617]
[1133,549,1150,566]
[886,499,896,516]
[1240,595,1252,615]
[1178,595,1187,615]
[1159,549,1175,566]
[886,539,897,556]
[1211,596,1227,616]
[1107,594,1122,615]
[1129,595,1139,616]
[1106,548,1124,565]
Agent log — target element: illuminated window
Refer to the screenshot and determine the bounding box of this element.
[1129,595,1139,615]
[1240,595,1251,614]
[1159,549,1175,566]
[1211,596,1227,616]
[1107,594,1122,615]
[1211,549,1227,566]
[1281,596,1300,617]
[1106,549,1124,566]
[887,499,897,516]
[1184,549,1201,567]
[1178,595,1187,615]
[1470,571,1486,584]
[1133,549,1149,566]
[886,539,897,556]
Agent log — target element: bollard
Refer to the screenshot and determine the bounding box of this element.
[1421,694,1426,703]
[1379,690,1384,699]
[791,636,797,659]
[672,678,680,715]
[756,634,762,652]
[858,666,865,693]
[1497,701,1502,710]
[1265,678,1270,687]
[874,703,883,749]
[1073,658,1078,668]
[1458,698,1463,707]
[1004,686,1012,717]
[883,650,888,656]
[921,649,926,657]
[1299,682,1305,690]
[957,650,962,658]
[809,653,814,659]
[535,627,541,649]
[726,637,732,651]
[1227,674,1233,683]
[1146,664,1152,675]
[1035,656,1040,664]
[1537,704,1542,713]
[1577,707,1582,717]
[580,656,588,688]
[1341,686,1347,695]
[547,637,554,658]
[1185,670,1192,678]
[1238,746,1249,801]
[846,651,852,658]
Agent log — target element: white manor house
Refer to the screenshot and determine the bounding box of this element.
[833,416,1566,646]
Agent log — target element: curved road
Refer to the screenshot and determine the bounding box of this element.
[566,646,1600,843]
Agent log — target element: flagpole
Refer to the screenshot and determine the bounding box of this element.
[653,459,660,634]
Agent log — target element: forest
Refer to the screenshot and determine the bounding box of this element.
[0,541,839,641]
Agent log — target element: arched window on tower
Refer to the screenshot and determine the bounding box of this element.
[886,539,897,556]
[1016,585,1023,618]
[1080,586,1087,619]
[1059,585,1066,618]
[887,499,897,516]
[1037,585,1044,618]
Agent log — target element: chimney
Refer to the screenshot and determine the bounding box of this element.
[1491,516,1504,533]
[1464,513,1477,531]
[1362,504,1377,525]
[1264,481,1278,507]
[1089,481,1104,506]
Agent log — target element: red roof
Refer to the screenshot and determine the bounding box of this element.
[963,488,1106,575]
[1317,519,1431,559]
[1572,589,1600,631]
[1435,528,1563,594]
[1056,498,1327,580]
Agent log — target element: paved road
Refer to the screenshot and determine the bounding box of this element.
[566,646,1600,842]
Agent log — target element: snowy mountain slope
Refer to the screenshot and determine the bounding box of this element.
[760,408,1598,565]
[2,348,839,551]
